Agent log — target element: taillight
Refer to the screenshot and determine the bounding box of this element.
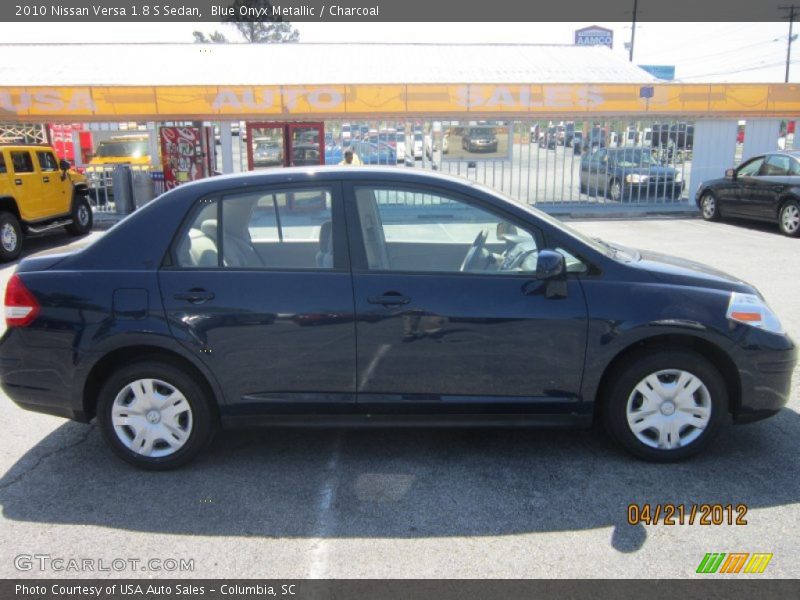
[4,274,40,328]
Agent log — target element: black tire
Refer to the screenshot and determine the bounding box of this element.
[66,195,93,236]
[96,360,218,470]
[778,199,800,237]
[602,349,728,462]
[700,191,721,221]
[607,179,623,202]
[0,211,23,262]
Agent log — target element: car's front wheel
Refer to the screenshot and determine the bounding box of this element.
[608,179,624,202]
[778,199,800,237]
[97,361,217,470]
[700,191,721,221]
[603,349,727,461]
[66,195,93,236]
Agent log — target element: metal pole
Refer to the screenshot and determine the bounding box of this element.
[786,6,796,83]
[629,0,638,62]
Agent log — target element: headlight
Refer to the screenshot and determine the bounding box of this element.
[625,174,649,183]
[674,170,683,182]
[726,292,784,334]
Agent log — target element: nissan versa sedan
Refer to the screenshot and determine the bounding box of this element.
[696,151,800,237]
[0,168,795,470]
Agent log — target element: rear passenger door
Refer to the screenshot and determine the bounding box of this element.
[158,182,358,416]
[8,150,42,220]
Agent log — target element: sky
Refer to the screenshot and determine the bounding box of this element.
[1,21,797,83]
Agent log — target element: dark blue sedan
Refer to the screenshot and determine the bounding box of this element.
[580,147,684,202]
[0,168,794,469]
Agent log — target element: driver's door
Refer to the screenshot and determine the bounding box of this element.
[345,182,588,415]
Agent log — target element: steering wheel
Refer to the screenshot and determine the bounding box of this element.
[459,229,489,272]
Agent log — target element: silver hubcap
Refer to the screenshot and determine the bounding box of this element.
[111,378,193,458]
[781,205,799,233]
[77,204,90,226]
[702,195,716,218]
[626,369,712,450]
[1,223,17,252]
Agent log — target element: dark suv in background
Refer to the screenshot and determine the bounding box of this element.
[462,127,499,153]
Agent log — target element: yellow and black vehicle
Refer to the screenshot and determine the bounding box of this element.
[0,144,92,261]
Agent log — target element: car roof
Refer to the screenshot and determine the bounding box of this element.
[174,166,481,195]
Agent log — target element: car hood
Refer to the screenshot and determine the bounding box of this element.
[629,248,755,293]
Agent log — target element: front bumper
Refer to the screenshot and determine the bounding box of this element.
[731,329,796,423]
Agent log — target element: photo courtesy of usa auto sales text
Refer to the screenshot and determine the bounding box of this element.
[15,583,298,596]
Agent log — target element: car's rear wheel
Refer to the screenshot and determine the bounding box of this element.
[0,211,22,262]
[778,199,800,237]
[603,349,727,461]
[97,361,217,470]
[66,196,93,236]
[700,191,721,221]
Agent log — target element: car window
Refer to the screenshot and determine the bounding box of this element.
[354,186,541,275]
[737,157,764,177]
[36,151,59,172]
[10,151,34,173]
[791,158,800,176]
[0,153,6,174]
[760,154,791,176]
[174,188,334,270]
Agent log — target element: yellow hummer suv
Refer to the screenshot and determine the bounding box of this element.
[0,144,92,261]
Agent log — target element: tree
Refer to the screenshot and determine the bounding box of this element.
[224,0,300,43]
[193,30,229,43]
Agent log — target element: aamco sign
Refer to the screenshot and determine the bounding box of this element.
[574,26,614,49]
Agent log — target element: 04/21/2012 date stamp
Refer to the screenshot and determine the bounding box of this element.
[627,503,748,526]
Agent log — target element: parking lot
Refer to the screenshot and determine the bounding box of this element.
[0,216,797,579]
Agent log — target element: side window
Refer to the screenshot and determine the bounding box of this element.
[175,201,219,268]
[791,159,800,176]
[354,186,541,275]
[36,151,59,172]
[175,189,334,269]
[222,187,333,269]
[760,154,790,176]
[737,157,764,177]
[10,151,34,174]
[0,153,6,174]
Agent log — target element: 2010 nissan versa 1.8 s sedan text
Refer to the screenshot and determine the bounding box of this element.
[1,168,795,469]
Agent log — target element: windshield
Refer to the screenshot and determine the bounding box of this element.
[95,141,148,158]
[396,133,405,141]
[613,149,658,167]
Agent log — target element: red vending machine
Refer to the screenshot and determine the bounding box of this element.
[159,126,212,190]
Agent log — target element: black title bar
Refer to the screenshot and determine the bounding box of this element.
[2,0,798,22]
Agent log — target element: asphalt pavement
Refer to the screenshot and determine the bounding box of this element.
[0,217,797,579]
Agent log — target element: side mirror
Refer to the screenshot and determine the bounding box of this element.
[725,168,736,179]
[536,250,565,280]
[59,159,71,171]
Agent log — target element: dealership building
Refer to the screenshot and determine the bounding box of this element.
[0,42,797,212]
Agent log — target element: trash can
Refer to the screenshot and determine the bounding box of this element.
[132,170,156,209]
[112,165,134,215]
